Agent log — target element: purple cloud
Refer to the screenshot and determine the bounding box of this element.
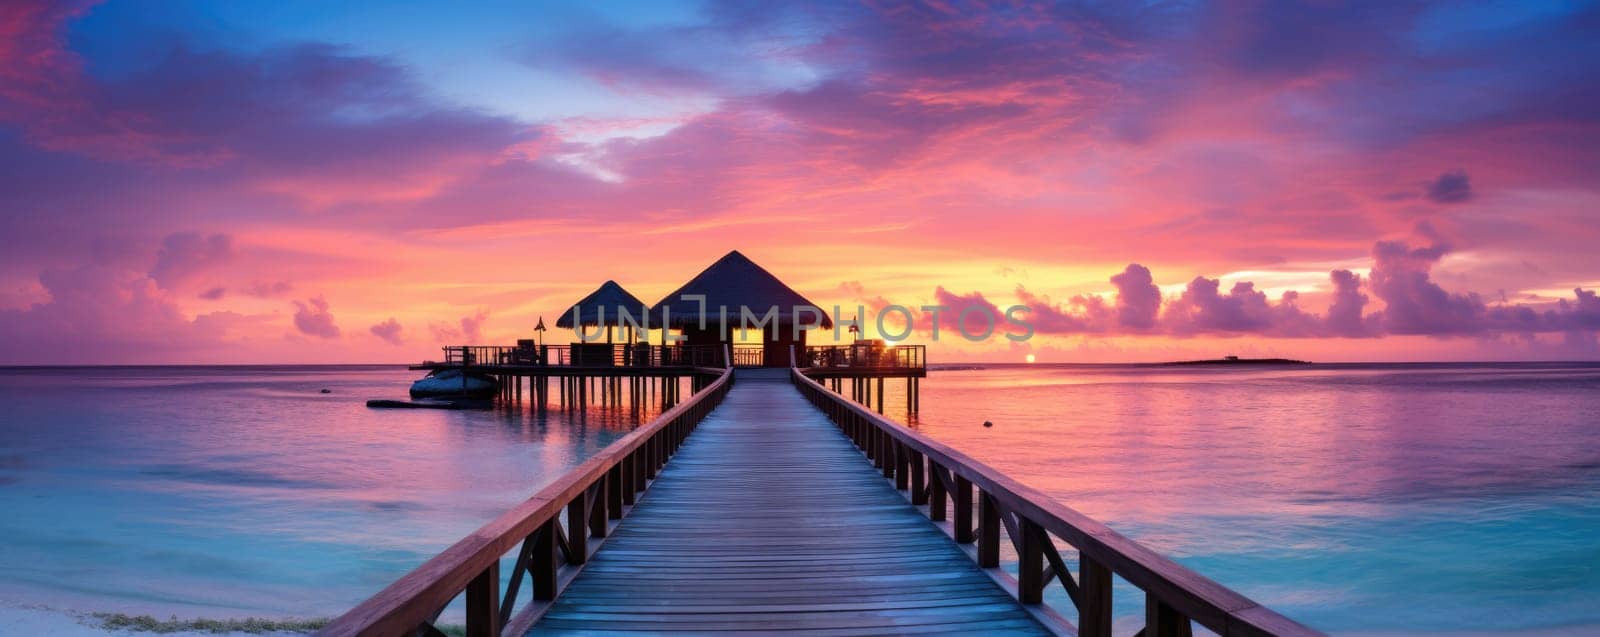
[292,296,340,339]
[1110,264,1161,330]
[0,262,261,363]
[1368,239,1486,335]
[1426,171,1473,204]
[370,318,403,346]
[244,281,294,298]
[428,310,489,344]
[1326,270,1373,337]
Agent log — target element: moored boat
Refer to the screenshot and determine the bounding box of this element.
[409,368,499,399]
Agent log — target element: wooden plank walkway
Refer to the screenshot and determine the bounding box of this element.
[530,368,1049,635]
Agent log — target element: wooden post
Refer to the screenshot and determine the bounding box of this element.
[910,451,927,505]
[954,474,974,543]
[633,449,647,492]
[589,480,608,538]
[894,441,909,490]
[978,492,999,567]
[532,520,558,600]
[607,466,623,519]
[1018,519,1043,603]
[1145,593,1191,637]
[881,433,895,478]
[566,491,588,565]
[928,461,947,521]
[1079,555,1113,637]
[464,561,500,637]
[621,455,636,506]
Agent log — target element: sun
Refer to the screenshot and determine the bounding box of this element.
[1025,354,1036,363]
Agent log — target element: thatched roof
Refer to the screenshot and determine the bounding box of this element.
[649,251,833,329]
[555,280,651,328]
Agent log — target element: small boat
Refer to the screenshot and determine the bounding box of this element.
[409,368,499,399]
[367,398,493,410]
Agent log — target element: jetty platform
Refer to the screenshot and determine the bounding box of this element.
[320,351,1320,637]
[534,368,1046,635]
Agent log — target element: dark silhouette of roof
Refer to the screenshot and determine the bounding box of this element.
[556,280,651,328]
[649,251,833,328]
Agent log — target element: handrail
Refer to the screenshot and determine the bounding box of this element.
[438,344,728,368]
[790,367,1322,637]
[320,365,734,637]
[798,344,925,370]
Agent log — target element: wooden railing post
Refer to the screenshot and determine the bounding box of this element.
[1018,519,1044,604]
[928,461,947,521]
[589,479,609,537]
[607,465,624,519]
[909,451,927,505]
[978,492,1000,567]
[566,492,588,565]
[465,561,500,637]
[894,441,909,489]
[1079,555,1113,637]
[881,432,896,479]
[1146,593,1192,637]
[532,520,558,600]
[620,455,636,506]
[954,474,974,543]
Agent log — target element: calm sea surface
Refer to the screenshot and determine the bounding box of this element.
[0,363,1597,635]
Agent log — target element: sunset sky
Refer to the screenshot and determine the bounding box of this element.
[2,1,1598,364]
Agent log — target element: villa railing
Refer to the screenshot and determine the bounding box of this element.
[790,366,1322,637]
[799,344,925,370]
[433,343,925,371]
[318,353,733,637]
[730,344,765,367]
[437,344,726,368]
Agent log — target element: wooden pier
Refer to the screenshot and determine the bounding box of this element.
[322,348,1319,637]
[534,368,1046,634]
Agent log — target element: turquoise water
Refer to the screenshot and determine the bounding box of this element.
[1,364,1597,634]
[880,363,1600,635]
[0,366,658,620]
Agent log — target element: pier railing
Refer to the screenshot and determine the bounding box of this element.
[799,344,925,370]
[319,357,733,637]
[436,344,726,368]
[431,343,926,372]
[790,367,1322,637]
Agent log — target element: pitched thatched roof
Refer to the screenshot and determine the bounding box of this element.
[555,280,650,328]
[649,251,833,329]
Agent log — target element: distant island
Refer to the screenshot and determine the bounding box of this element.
[1162,355,1310,366]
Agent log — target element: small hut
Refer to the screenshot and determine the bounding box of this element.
[557,280,650,366]
[650,251,832,367]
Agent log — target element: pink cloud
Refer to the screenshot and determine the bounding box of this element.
[292,296,339,339]
[369,318,403,346]
[1110,264,1161,330]
[429,310,489,344]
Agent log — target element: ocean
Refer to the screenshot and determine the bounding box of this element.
[0,363,1596,635]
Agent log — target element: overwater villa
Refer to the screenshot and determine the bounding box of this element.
[415,250,925,410]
